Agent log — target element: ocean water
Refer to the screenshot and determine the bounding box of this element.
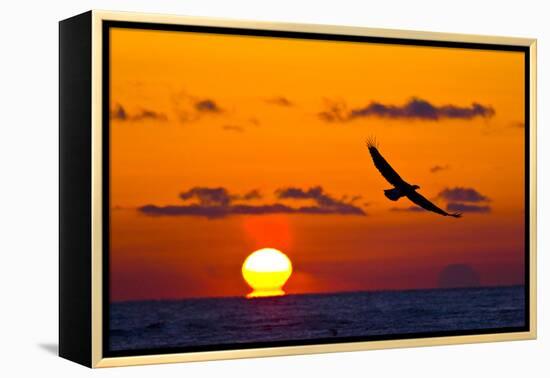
[109,286,525,352]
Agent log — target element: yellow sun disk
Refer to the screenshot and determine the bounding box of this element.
[242,248,292,298]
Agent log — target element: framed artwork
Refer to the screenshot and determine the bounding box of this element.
[59,10,537,368]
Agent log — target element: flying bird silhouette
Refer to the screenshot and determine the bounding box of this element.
[366,138,461,218]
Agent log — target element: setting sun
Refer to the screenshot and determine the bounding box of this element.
[242,248,293,298]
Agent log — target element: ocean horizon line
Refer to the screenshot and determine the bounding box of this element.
[111,283,525,305]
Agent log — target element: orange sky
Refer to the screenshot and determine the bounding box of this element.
[109,27,526,301]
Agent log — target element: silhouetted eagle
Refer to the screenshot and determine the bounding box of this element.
[367,139,461,218]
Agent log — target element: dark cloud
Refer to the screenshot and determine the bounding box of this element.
[179,187,232,207]
[438,264,480,288]
[276,186,365,215]
[319,98,495,122]
[111,104,128,120]
[438,187,489,203]
[235,189,262,201]
[139,186,366,218]
[222,125,244,133]
[172,92,223,123]
[140,204,230,218]
[350,98,494,120]
[265,97,293,106]
[390,206,426,212]
[446,202,491,213]
[110,104,167,122]
[195,99,222,113]
[133,109,167,121]
[276,186,320,200]
[140,202,364,218]
[430,164,449,173]
[318,102,347,122]
[435,187,491,214]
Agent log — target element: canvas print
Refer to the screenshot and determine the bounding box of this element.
[107,26,528,355]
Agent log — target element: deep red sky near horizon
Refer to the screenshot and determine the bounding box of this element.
[109,28,526,301]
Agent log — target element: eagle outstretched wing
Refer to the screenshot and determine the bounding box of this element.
[366,140,406,187]
[406,191,461,218]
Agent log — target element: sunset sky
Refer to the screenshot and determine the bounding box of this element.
[109,27,526,301]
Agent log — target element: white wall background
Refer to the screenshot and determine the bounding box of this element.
[0,0,547,376]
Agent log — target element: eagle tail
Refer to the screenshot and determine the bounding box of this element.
[384,188,404,201]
